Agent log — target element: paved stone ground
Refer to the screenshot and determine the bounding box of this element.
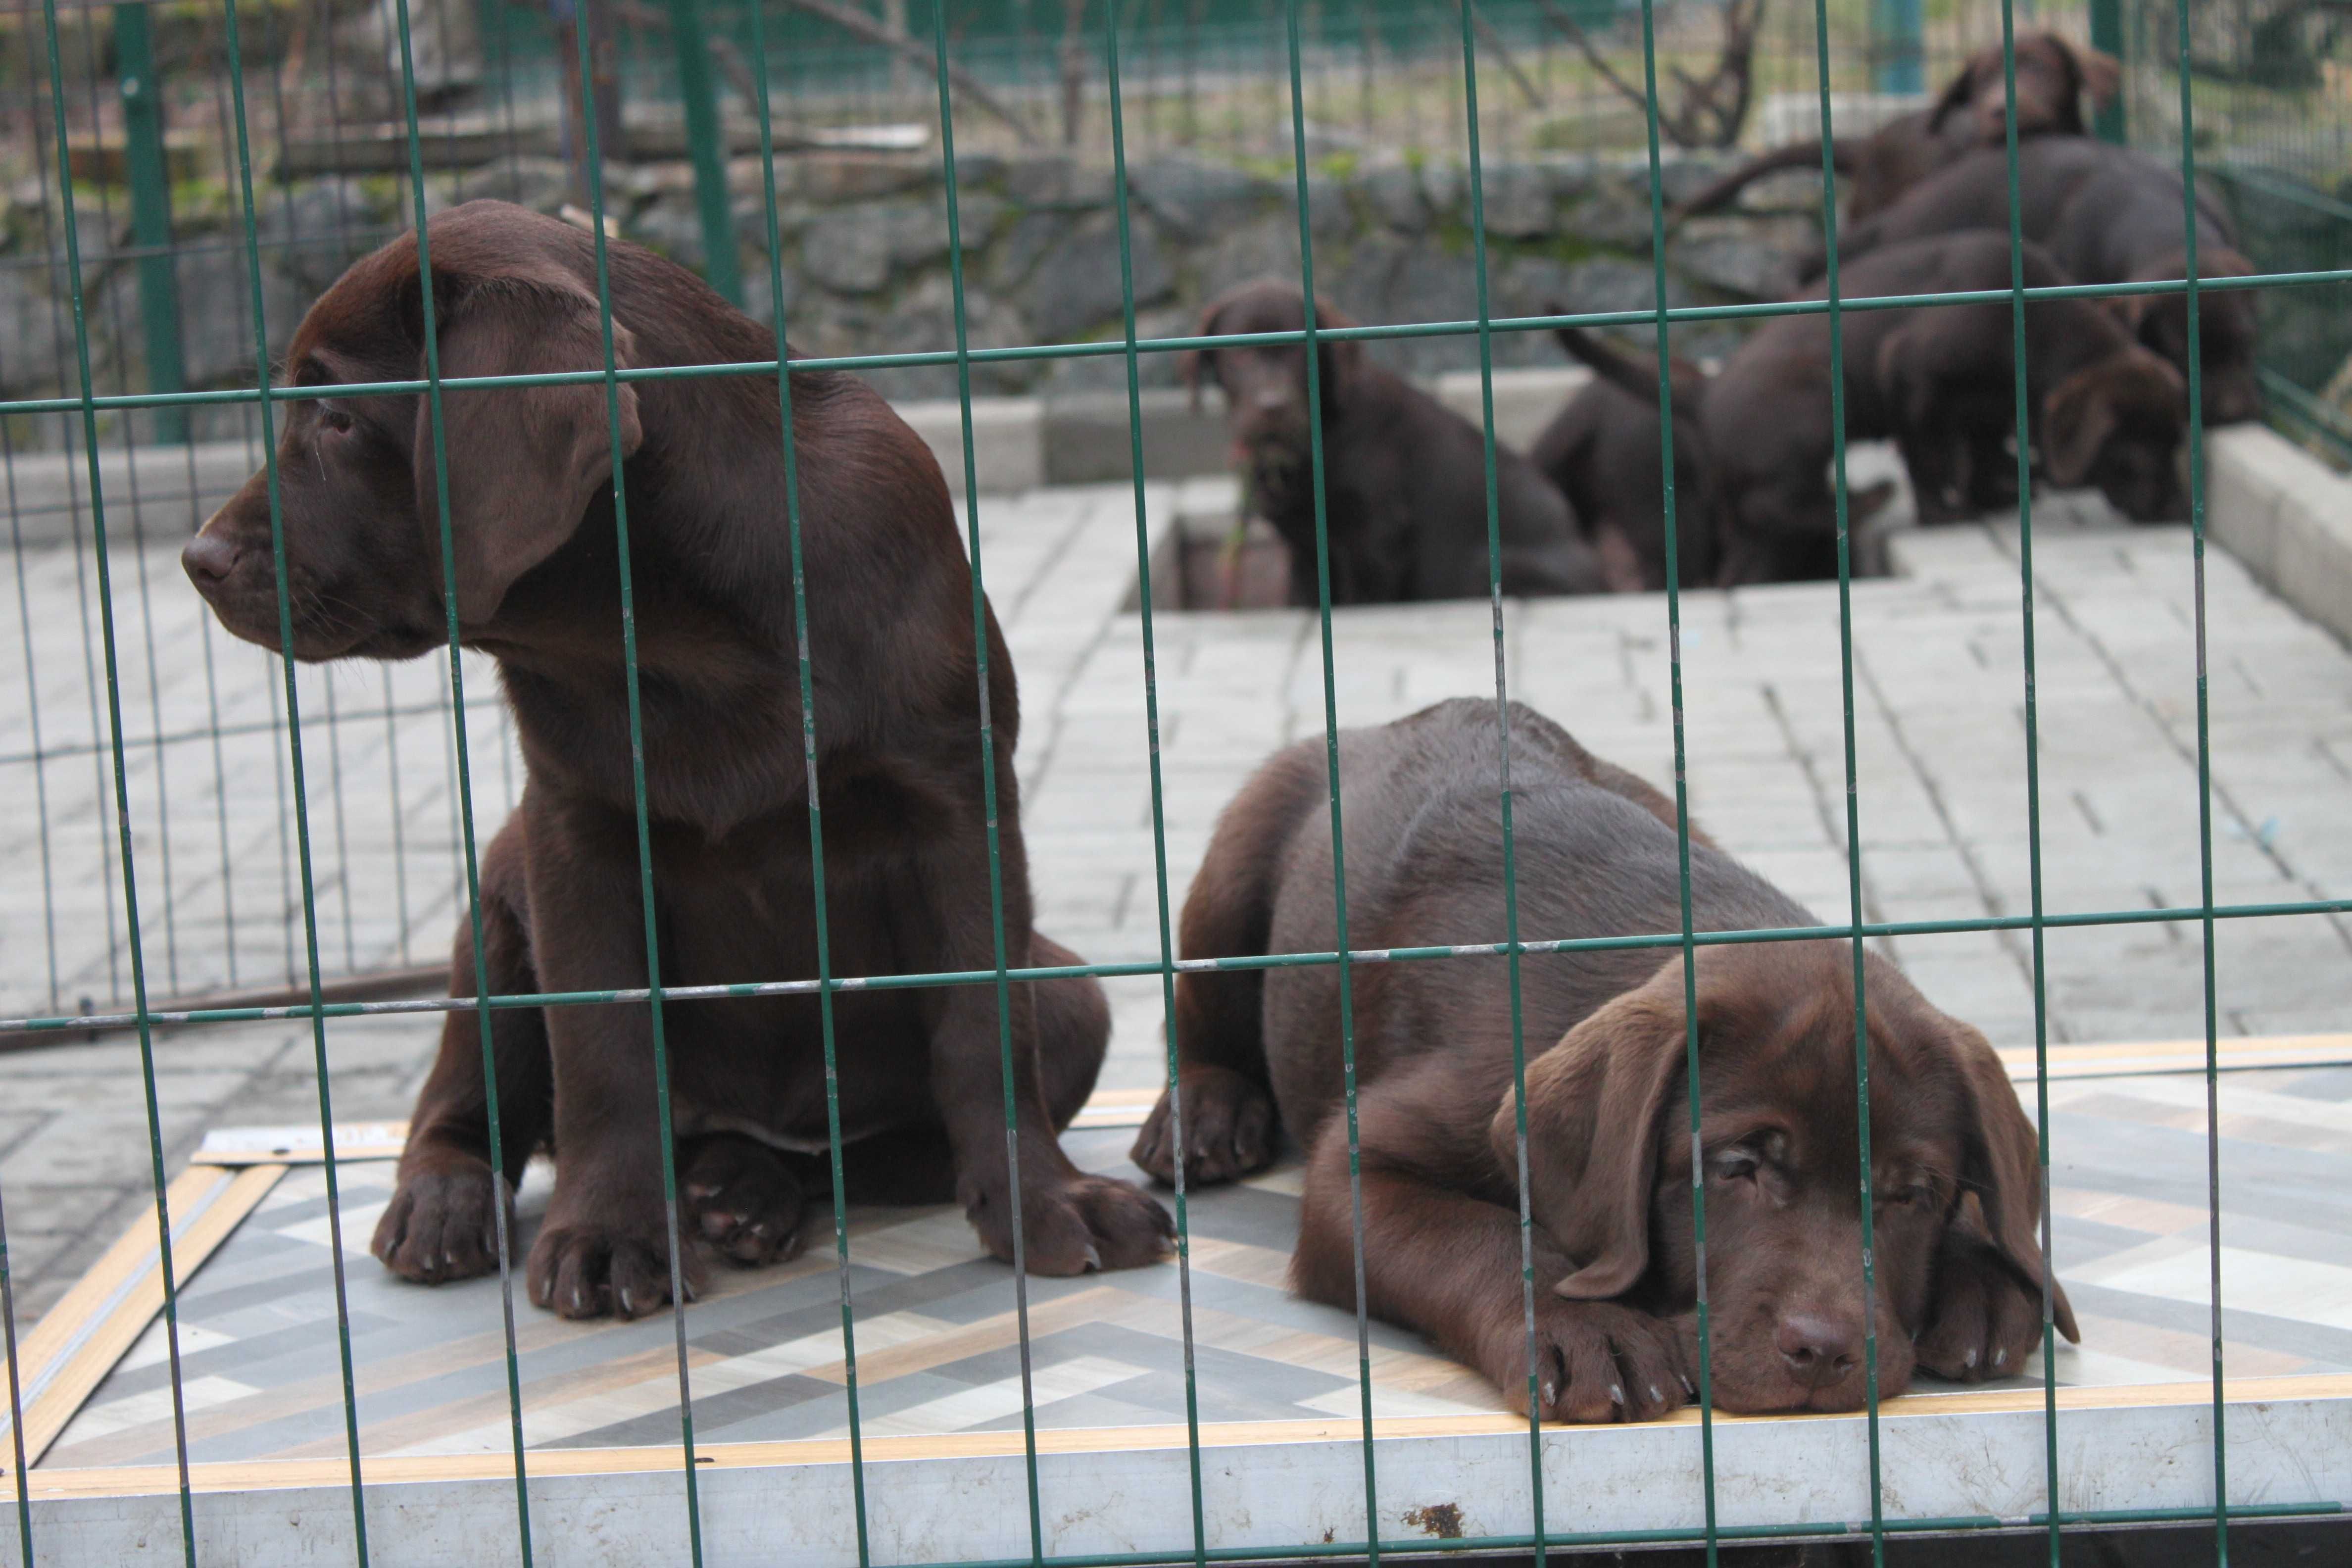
[2,471,2348,1323]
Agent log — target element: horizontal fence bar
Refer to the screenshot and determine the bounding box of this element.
[5,893,2346,1037]
[0,270,2345,422]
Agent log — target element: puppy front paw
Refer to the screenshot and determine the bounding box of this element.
[1497,1300,1688,1424]
[372,1149,511,1285]
[1129,1065,1278,1188]
[1917,1244,2049,1381]
[527,1210,704,1321]
[966,1167,1175,1275]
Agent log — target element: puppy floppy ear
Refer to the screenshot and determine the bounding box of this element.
[1944,1019,2079,1342]
[1179,296,1231,415]
[1308,294,1364,413]
[420,276,645,625]
[1927,49,1990,133]
[1491,958,1692,1300]
[2065,38,2123,114]
[2043,351,2182,488]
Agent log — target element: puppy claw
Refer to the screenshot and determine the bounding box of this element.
[1649,1384,1663,1405]
[1993,1347,2008,1368]
[1609,1384,1625,1407]
[1964,1348,1978,1369]
[619,1288,634,1316]
[1082,1244,1103,1273]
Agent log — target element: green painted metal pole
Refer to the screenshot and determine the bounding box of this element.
[114,1,187,445]
[666,0,741,307]
[1872,0,1922,93]
[2091,0,2127,142]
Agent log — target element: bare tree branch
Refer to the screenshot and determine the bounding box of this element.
[778,0,1038,145]
[1468,2,1548,110]
[1537,0,1764,149]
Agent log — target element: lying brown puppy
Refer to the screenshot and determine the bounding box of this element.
[1134,698,2077,1420]
[1672,31,2119,226]
[1182,279,1605,605]
[1528,324,1720,593]
[1812,138,2263,426]
[1709,233,2187,584]
[184,200,1172,1320]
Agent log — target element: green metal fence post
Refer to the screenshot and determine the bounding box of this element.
[2091,0,2127,143]
[667,0,742,307]
[1871,0,1922,93]
[114,0,187,445]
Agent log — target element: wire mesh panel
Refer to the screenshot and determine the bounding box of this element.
[0,0,2350,1565]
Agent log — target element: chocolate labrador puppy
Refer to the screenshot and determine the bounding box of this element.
[183,200,1172,1320]
[1530,324,1898,591]
[1673,31,2120,226]
[1133,698,2078,1421]
[1812,138,2263,425]
[1528,324,1721,593]
[1183,279,1606,606]
[1710,233,2187,583]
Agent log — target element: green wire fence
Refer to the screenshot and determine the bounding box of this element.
[0,0,2350,1565]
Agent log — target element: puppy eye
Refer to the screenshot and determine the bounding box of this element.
[1877,1182,1932,1208]
[1711,1150,1760,1183]
[318,407,354,435]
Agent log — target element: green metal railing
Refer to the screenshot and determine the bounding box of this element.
[0,0,2350,1564]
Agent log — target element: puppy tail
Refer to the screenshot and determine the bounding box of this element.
[1548,315,1674,408]
[1666,138,1854,226]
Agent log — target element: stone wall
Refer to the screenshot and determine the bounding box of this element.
[0,146,1823,446]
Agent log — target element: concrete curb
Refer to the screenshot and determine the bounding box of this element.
[2205,426,2352,647]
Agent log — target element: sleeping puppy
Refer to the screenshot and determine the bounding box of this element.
[1182,279,1606,606]
[1671,30,2121,226]
[1135,698,2078,1421]
[1709,232,2187,584]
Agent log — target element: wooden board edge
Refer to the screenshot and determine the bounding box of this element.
[9,1164,285,1471]
[24,1372,2352,1501]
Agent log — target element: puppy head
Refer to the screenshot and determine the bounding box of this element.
[1180,279,1364,445]
[184,200,645,661]
[1933,31,2120,145]
[1491,942,2075,1413]
[2119,247,2265,426]
[2043,346,2189,522]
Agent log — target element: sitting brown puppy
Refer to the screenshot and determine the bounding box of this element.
[183,201,1172,1320]
[1672,31,2120,226]
[1810,138,2263,426]
[1709,232,2187,584]
[1182,279,1605,606]
[1133,698,2078,1420]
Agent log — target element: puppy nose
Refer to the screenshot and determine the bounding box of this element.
[1776,1314,1860,1387]
[182,530,242,588]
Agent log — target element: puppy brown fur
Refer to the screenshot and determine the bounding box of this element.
[1182,280,1605,605]
[1810,138,2263,426]
[184,201,1172,1320]
[1527,327,1719,593]
[1673,32,2120,226]
[1709,233,2186,584]
[1135,699,2077,1421]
